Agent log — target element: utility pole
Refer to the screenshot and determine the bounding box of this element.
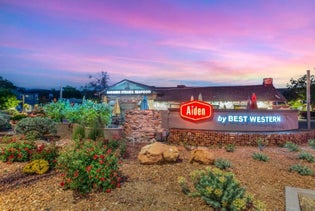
[306,70,311,130]
[60,86,63,100]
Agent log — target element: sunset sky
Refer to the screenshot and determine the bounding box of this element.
[1,0,315,89]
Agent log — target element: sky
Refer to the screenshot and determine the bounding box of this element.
[0,0,315,89]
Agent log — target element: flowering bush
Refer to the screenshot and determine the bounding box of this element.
[31,143,59,168]
[0,137,59,168]
[57,139,122,194]
[178,167,265,210]
[0,141,35,162]
[23,159,50,175]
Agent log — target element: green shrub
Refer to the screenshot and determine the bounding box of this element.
[214,158,232,170]
[284,141,299,152]
[256,138,268,151]
[103,136,128,158]
[178,167,265,210]
[57,139,122,194]
[77,100,111,127]
[23,159,50,175]
[87,126,104,141]
[224,144,235,152]
[5,108,19,116]
[0,112,11,130]
[252,152,269,162]
[0,141,36,162]
[15,117,57,140]
[289,164,314,176]
[298,151,315,163]
[308,139,315,149]
[43,100,68,122]
[11,113,28,121]
[72,124,85,140]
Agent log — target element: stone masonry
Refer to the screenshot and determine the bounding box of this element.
[124,110,163,143]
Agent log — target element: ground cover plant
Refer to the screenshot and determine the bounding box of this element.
[308,139,315,149]
[298,151,315,163]
[256,138,268,151]
[23,159,50,175]
[214,158,232,170]
[252,152,269,162]
[289,164,314,176]
[224,144,235,152]
[284,141,300,152]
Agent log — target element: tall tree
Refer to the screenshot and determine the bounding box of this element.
[283,74,315,108]
[0,77,20,109]
[62,86,82,99]
[0,76,16,89]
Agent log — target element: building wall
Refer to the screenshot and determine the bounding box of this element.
[153,100,275,110]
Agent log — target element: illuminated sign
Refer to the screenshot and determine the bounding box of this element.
[106,90,152,95]
[217,115,281,124]
[180,100,213,121]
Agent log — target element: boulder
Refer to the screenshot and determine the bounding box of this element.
[189,147,215,165]
[138,142,179,164]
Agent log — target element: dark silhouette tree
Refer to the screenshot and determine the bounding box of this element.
[62,86,82,99]
[0,76,16,89]
[283,74,315,108]
[82,71,110,99]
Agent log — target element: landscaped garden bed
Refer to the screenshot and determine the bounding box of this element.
[1,136,314,210]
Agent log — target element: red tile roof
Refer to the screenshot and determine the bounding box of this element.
[153,84,287,102]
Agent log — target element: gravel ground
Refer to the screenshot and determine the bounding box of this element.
[0,141,315,210]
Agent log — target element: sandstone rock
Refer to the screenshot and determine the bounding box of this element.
[138,142,179,164]
[189,147,215,165]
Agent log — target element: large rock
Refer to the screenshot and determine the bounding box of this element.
[189,147,215,165]
[138,142,179,164]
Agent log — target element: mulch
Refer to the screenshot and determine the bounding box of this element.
[0,141,314,210]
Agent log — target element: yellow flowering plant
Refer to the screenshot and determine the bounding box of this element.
[178,167,266,210]
[23,159,49,175]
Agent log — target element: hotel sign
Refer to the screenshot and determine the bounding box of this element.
[180,100,213,121]
[106,90,152,95]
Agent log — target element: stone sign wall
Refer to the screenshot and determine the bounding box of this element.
[167,128,315,146]
[169,108,299,132]
[124,110,164,143]
[123,109,314,146]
